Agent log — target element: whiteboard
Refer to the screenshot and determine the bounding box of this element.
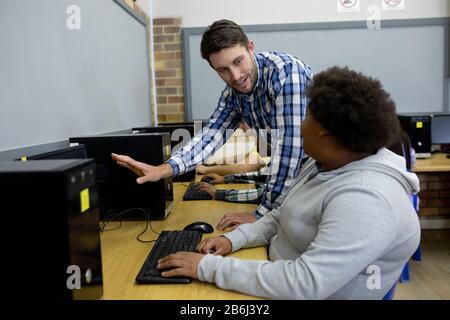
[183,19,450,121]
[0,0,152,153]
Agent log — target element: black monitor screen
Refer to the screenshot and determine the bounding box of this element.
[69,133,173,220]
[432,114,450,145]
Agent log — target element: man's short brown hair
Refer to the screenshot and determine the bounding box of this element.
[201,20,249,63]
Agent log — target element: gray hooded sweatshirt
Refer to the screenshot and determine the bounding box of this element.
[197,148,421,299]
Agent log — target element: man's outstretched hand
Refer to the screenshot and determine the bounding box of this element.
[111,153,173,184]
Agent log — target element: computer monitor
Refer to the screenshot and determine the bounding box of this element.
[431,114,450,150]
[16,145,88,161]
[69,133,173,220]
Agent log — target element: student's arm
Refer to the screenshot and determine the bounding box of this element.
[215,187,263,204]
[167,87,242,176]
[253,63,311,218]
[200,206,282,254]
[224,171,268,184]
[197,188,403,299]
[196,161,264,176]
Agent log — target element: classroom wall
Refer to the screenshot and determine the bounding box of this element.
[143,0,449,122]
[151,0,449,27]
[136,0,149,16]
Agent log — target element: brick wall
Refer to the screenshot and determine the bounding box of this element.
[153,17,185,123]
[417,172,450,218]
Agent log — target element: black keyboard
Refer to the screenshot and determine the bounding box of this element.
[182,182,213,200]
[136,230,202,284]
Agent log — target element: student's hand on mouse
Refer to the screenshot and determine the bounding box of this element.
[216,212,257,231]
[111,153,173,183]
[197,182,217,198]
[196,236,232,256]
[157,252,204,279]
[202,173,224,184]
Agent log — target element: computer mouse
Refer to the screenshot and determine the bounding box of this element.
[183,221,214,234]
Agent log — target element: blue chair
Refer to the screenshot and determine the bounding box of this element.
[399,193,421,283]
[411,194,422,261]
[383,283,397,300]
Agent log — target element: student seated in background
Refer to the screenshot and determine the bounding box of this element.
[387,128,416,171]
[197,170,267,206]
[195,122,269,177]
[157,66,421,300]
[196,161,265,176]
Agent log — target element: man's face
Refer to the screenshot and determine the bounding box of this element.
[208,42,258,95]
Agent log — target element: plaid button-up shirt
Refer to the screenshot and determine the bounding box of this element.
[168,52,313,217]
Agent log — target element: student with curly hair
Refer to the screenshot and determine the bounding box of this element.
[157,66,421,300]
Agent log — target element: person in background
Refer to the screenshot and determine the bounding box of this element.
[387,128,416,171]
[196,161,265,176]
[112,19,313,229]
[156,66,421,300]
[197,170,267,206]
[196,121,268,177]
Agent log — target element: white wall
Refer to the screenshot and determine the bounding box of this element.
[136,0,150,16]
[151,0,449,28]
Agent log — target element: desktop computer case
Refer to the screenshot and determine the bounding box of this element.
[0,159,103,300]
[398,115,432,158]
[131,125,196,182]
[70,133,174,220]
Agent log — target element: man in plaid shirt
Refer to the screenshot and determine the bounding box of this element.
[112,19,313,230]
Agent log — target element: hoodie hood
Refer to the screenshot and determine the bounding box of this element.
[317,147,420,195]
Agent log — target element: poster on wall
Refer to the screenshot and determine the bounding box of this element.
[337,0,360,13]
[382,0,405,11]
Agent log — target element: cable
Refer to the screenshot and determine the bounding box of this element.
[99,207,160,243]
[136,209,160,243]
[100,209,123,232]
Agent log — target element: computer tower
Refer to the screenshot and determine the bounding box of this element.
[69,133,173,220]
[15,144,88,161]
[131,125,196,182]
[398,115,432,158]
[0,159,103,300]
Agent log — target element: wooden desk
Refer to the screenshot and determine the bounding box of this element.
[100,182,267,300]
[412,153,450,224]
[413,153,450,172]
